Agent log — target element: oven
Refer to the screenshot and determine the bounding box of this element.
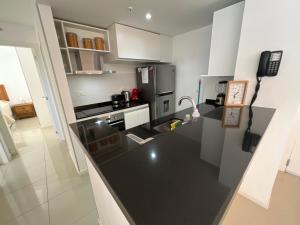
[101,112,125,131]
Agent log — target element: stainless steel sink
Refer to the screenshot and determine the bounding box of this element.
[153,119,183,133]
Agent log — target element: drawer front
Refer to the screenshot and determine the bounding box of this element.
[12,104,36,119]
[19,112,35,117]
[14,106,33,112]
[15,112,36,119]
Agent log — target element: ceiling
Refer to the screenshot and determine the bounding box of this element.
[37,0,242,36]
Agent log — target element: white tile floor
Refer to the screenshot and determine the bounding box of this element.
[0,118,98,225]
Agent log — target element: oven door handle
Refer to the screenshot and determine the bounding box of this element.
[109,120,124,126]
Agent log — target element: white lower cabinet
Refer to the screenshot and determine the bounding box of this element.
[124,107,150,130]
[69,127,87,173]
[86,156,130,225]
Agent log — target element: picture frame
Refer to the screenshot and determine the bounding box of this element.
[224,80,249,106]
[222,106,243,128]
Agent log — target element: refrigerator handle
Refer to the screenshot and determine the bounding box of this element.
[157,91,174,96]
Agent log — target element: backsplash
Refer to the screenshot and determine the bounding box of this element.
[67,63,137,107]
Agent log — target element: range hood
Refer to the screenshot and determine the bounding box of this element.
[74,70,116,75]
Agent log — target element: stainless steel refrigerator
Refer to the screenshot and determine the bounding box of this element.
[136,64,176,120]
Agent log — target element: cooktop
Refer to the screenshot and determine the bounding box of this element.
[74,101,147,120]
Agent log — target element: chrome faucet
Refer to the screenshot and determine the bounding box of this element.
[178,96,200,118]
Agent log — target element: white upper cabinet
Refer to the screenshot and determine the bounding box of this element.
[106,24,161,62]
[160,35,173,63]
[208,1,245,76]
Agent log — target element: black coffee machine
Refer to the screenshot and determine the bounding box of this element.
[111,94,125,109]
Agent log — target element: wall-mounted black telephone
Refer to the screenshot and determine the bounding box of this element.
[242,50,283,152]
[257,50,283,77]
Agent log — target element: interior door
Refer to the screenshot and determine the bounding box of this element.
[16,47,53,128]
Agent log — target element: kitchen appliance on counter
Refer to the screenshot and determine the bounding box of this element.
[111,94,125,109]
[130,88,139,101]
[205,80,228,106]
[136,64,176,120]
[215,81,228,106]
[121,91,131,103]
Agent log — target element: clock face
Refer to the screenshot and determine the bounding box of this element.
[223,107,242,127]
[226,81,248,106]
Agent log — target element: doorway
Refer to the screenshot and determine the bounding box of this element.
[0,45,56,158]
[0,45,95,225]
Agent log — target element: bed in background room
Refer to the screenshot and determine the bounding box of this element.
[0,85,15,128]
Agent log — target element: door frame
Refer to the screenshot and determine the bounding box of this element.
[31,47,65,138]
[284,105,300,176]
[280,104,300,175]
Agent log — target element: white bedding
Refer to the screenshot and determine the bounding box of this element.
[0,100,15,128]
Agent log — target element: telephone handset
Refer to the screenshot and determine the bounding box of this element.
[257,50,283,77]
[242,50,283,152]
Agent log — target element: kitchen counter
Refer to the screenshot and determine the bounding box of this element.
[74,101,148,120]
[70,104,275,225]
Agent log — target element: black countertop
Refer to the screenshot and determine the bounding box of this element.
[70,104,275,225]
[74,101,148,120]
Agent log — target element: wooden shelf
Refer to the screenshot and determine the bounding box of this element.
[54,18,111,75]
[67,47,109,54]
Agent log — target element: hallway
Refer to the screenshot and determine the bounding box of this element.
[0,118,98,225]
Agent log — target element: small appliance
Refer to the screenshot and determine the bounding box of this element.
[131,88,139,101]
[215,81,228,106]
[111,94,125,109]
[121,91,131,103]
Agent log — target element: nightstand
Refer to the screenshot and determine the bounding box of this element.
[12,103,36,120]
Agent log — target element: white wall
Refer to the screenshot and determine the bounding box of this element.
[233,0,300,208]
[208,1,244,76]
[67,63,137,106]
[16,47,53,128]
[0,46,32,105]
[172,25,212,111]
[0,22,37,48]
